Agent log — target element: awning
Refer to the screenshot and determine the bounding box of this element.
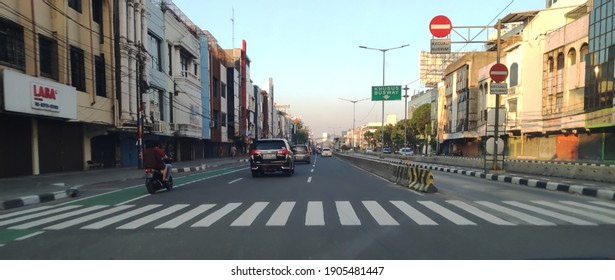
[501,10,540,23]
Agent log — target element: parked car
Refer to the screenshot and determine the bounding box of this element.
[399,147,414,155]
[365,148,374,153]
[383,147,392,154]
[321,148,333,157]
[249,138,295,177]
[292,144,311,164]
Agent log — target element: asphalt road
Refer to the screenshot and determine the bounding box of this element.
[0,156,614,259]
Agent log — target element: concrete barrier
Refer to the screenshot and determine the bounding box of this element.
[336,153,437,193]
[407,166,438,193]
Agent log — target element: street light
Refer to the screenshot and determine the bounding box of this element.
[402,86,409,148]
[339,97,369,151]
[359,44,409,156]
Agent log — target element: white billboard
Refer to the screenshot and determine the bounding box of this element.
[3,69,77,119]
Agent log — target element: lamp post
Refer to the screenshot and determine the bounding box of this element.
[339,97,369,151]
[402,86,409,148]
[359,44,409,156]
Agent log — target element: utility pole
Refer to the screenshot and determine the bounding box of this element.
[359,44,409,157]
[339,97,369,150]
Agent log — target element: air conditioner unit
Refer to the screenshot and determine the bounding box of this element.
[152,121,161,132]
[209,121,216,128]
[153,111,160,121]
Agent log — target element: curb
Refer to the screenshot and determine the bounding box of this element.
[0,159,250,211]
[1,189,79,210]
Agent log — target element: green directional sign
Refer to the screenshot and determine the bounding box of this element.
[372,85,402,101]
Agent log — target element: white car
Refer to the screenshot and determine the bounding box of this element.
[321,148,333,157]
[399,147,414,155]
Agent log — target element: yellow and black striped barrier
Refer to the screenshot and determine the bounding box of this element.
[407,166,437,193]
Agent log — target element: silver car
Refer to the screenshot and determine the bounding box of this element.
[321,148,332,157]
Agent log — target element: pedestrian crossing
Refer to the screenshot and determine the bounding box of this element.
[0,200,614,231]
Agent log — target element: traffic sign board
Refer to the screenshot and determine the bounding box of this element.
[372,86,402,101]
[490,82,508,95]
[430,39,451,54]
[429,15,452,38]
[490,63,508,83]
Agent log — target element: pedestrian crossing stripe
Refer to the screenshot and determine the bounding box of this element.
[1,200,614,230]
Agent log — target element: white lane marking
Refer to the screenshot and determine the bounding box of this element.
[311,169,314,173]
[228,178,243,184]
[117,204,190,229]
[336,201,361,226]
[504,201,597,226]
[266,202,295,226]
[117,195,150,206]
[0,205,82,227]
[192,203,242,227]
[82,205,162,229]
[305,201,325,226]
[45,205,135,230]
[561,201,615,215]
[476,201,555,226]
[156,204,215,229]
[446,200,514,226]
[15,231,45,241]
[390,201,437,225]
[9,205,108,229]
[589,201,615,209]
[231,202,269,226]
[307,177,312,183]
[0,206,56,220]
[532,201,615,224]
[362,201,398,226]
[419,201,476,225]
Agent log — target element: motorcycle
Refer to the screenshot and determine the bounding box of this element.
[145,166,173,194]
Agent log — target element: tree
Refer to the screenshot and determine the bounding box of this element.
[410,103,431,153]
[363,130,376,148]
[410,104,431,136]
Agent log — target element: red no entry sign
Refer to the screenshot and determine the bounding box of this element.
[490,63,508,83]
[429,15,452,38]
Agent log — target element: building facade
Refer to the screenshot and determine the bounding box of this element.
[1,0,115,177]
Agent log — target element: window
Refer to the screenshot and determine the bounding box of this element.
[213,109,219,129]
[508,98,517,113]
[95,55,106,97]
[180,50,189,77]
[168,43,173,75]
[548,57,554,72]
[580,44,588,62]
[221,112,227,127]
[68,0,82,13]
[39,35,58,80]
[92,0,103,42]
[158,89,165,121]
[212,77,219,97]
[0,17,25,69]
[557,52,565,70]
[556,93,563,113]
[568,48,576,66]
[92,0,102,23]
[70,45,86,91]
[148,32,162,71]
[509,63,519,87]
[221,82,226,98]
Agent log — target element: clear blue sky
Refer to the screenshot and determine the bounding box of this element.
[172,0,546,137]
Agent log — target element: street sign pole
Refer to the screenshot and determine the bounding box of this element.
[493,19,502,171]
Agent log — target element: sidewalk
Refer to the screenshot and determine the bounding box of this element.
[0,156,249,210]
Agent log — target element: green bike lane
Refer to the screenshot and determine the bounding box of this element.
[0,167,245,247]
